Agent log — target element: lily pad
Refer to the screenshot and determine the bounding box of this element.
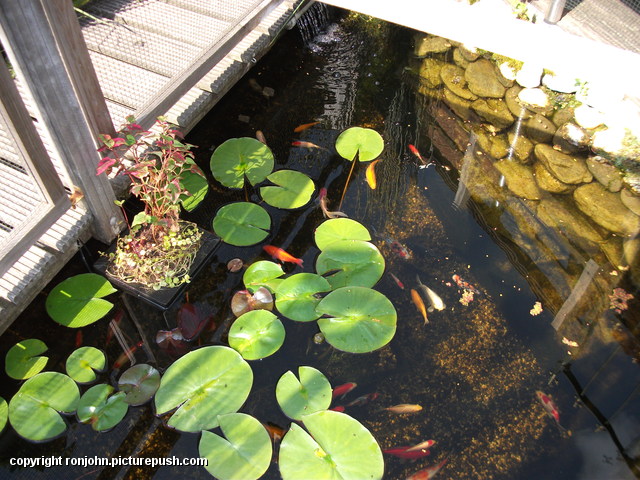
[65,346,106,384]
[275,366,332,421]
[314,218,371,251]
[118,364,161,406]
[5,339,48,380]
[154,346,253,432]
[9,372,80,442]
[210,137,274,188]
[179,168,209,212]
[0,397,6,434]
[260,170,315,209]
[228,310,285,360]
[315,240,385,289]
[199,413,272,480]
[275,273,331,322]
[279,410,384,480]
[315,287,397,353]
[77,384,128,432]
[243,261,285,293]
[213,202,271,247]
[45,273,116,327]
[335,127,384,162]
[231,287,274,317]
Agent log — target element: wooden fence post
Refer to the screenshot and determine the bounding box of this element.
[0,0,123,244]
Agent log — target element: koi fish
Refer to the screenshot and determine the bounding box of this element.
[332,382,357,399]
[112,340,143,370]
[75,330,83,349]
[385,403,423,414]
[292,140,327,151]
[406,458,448,480]
[366,159,381,189]
[411,289,429,324]
[452,274,480,295]
[536,390,560,424]
[294,121,320,132]
[263,245,304,267]
[389,272,405,290]
[346,392,379,407]
[384,445,431,459]
[263,422,286,442]
[390,240,412,260]
[318,188,348,219]
[416,276,445,312]
[256,130,267,145]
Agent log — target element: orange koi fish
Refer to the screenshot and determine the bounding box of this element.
[406,458,448,480]
[408,144,424,162]
[263,245,304,267]
[256,130,267,145]
[332,382,357,399]
[411,289,429,324]
[385,403,423,414]
[318,188,348,219]
[452,274,480,295]
[294,121,320,132]
[389,272,405,290]
[112,340,143,370]
[292,140,327,151]
[263,422,286,442]
[365,159,381,189]
[536,391,560,424]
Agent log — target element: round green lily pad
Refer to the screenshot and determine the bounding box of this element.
[314,218,371,251]
[315,286,397,353]
[210,137,274,188]
[179,168,209,212]
[154,346,253,432]
[335,127,384,162]
[0,397,7,434]
[9,372,80,442]
[279,410,384,480]
[5,339,48,380]
[45,273,116,327]
[229,310,285,360]
[243,260,285,293]
[118,364,161,406]
[275,273,331,322]
[199,413,272,480]
[275,366,332,421]
[66,346,106,384]
[315,240,385,289]
[77,384,128,432]
[213,202,271,247]
[260,170,315,209]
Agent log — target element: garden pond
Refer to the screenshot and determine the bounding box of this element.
[1,5,639,480]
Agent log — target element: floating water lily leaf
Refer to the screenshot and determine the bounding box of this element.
[275,366,332,421]
[46,273,116,327]
[316,240,384,289]
[199,413,272,480]
[0,397,6,434]
[316,286,397,353]
[335,127,384,162]
[229,310,285,360]
[314,218,371,251]
[154,346,253,432]
[77,384,128,432]
[5,339,48,380]
[231,287,274,317]
[118,364,161,406]
[243,260,285,293]
[279,410,384,480]
[275,273,331,322]
[213,202,271,247]
[65,346,106,384]
[9,372,79,442]
[210,137,274,188]
[179,168,209,212]
[260,170,315,209]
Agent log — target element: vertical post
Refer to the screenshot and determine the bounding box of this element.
[545,0,567,24]
[0,0,122,243]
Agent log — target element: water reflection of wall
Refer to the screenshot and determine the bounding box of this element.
[410,32,640,349]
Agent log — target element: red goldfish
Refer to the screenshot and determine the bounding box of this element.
[408,144,425,162]
[406,458,448,480]
[389,272,405,290]
[384,441,433,459]
[318,188,348,219]
[333,382,357,399]
[366,159,381,189]
[406,440,436,453]
[536,391,560,423]
[112,340,144,370]
[411,289,429,324]
[294,121,320,132]
[330,405,346,412]
[263,245,303,267]
[292,140,327,151]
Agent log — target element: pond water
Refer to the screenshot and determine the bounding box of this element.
[1,5,640,480]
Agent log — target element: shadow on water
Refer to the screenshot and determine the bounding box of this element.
[1,5,639,480]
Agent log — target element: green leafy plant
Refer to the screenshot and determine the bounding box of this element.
[5,339,49,380]
[0,397,7,434]
[117,364,161,406]
[260,170,315,209]
[76,384,128,432]
[65,346,106,383]
[275,273,331,322]
[316,239,385,289]
[243,261,285,293]
[96,116,208,290]
[213,202,271,246]
[210,137,274,189]
[275,367,332,420]
[314,218,372,250]
[228,310,285,360]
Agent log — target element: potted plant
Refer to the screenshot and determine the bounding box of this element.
[96,116,209,291]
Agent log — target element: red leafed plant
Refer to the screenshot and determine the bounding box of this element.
[96,116,208,290]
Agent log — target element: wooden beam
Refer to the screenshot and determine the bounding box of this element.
[0,0,123,243]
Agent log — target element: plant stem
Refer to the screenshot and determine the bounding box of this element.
[339,150,359,210]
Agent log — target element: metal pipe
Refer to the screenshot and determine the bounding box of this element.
[545,0,567,24]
